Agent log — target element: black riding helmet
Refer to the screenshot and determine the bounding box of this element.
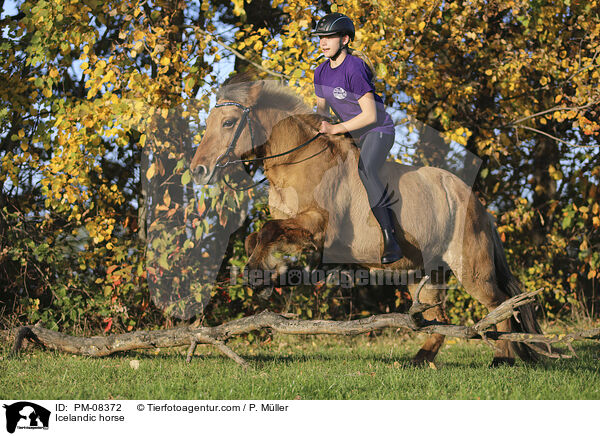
[312,12,355,41]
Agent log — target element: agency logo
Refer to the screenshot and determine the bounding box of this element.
[3,402,50,434]
[333,86,347,99]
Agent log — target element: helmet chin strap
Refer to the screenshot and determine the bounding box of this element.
[330,36,348,61]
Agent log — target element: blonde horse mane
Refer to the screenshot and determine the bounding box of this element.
[217,73,311,117]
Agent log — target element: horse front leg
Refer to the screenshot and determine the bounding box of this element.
[245,209,327,290]
[409,270,450,367]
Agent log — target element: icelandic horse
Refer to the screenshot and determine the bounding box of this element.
[191,75,542,366]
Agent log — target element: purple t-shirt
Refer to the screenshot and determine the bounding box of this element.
[314,54,395,142]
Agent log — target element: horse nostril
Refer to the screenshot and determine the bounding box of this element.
[192,165,207,181]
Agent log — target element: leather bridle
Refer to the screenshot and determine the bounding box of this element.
[207,100,324,190]
[213,101,257,171]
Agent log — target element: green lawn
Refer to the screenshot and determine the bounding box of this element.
[1,331,599,400]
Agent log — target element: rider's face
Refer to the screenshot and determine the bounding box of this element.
[319,34,345,57]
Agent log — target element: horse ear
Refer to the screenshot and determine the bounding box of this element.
[246,80,264,107]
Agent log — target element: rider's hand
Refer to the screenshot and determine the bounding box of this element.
[319,120,345,135]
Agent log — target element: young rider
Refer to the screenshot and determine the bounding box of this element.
[312,12,403,264]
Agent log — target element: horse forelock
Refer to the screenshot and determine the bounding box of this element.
[216,81,249,105]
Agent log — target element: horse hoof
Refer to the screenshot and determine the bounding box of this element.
[490,357,515,367]
[408,358,427,368]
[410,348,438,367]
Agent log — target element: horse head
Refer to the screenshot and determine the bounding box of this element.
[190,80,266,185]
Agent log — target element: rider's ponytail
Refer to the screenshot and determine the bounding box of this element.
[347,47,376,78]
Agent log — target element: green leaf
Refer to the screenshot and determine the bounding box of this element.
[181,170,191,185]
[159,252,169,269]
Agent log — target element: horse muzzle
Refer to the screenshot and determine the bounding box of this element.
[192,164,213,185]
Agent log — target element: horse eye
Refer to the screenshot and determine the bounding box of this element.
[223,119,237,128]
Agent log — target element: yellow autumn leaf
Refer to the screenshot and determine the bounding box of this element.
[232,0,245,16]
[197,197,206,216]
[146,163,156,180]
[163,189,171,207]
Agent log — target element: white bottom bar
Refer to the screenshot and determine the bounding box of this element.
[1,400,597,435]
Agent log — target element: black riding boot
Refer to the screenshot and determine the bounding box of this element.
[371,206,404,264]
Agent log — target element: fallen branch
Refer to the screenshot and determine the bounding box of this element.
[8,285,600,367]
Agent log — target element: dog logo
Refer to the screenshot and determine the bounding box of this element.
[3,402,50,433]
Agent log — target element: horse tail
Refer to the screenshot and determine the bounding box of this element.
[490,217,543,362]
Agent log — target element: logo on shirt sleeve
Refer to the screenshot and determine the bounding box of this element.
[333,87,347,100]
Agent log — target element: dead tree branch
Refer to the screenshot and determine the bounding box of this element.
[7,287,600,367]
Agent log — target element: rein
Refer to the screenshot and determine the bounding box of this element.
[212,101,324,191]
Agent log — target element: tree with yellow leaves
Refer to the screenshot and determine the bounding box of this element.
[1,0,598,331]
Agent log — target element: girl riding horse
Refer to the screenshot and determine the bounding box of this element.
[312,13,403,264]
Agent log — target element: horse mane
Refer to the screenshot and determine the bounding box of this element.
[217,72,310,116]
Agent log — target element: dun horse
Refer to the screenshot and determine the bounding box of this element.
[191,75,542,366]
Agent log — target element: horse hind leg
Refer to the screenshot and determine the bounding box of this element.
[408,274,450,366]
[449,236,516,366]
[462,274,516,366]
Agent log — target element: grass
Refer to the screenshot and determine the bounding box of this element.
[1,330,599,400]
